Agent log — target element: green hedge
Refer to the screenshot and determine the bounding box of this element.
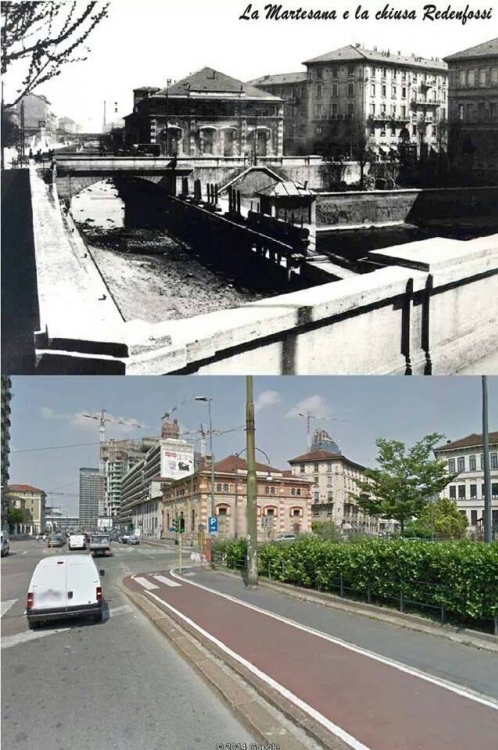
[212,537,498,623]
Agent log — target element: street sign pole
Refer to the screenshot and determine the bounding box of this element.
[178,526,182,573]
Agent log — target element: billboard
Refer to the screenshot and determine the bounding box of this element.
[97,517,113,531]
[161,438,194,480]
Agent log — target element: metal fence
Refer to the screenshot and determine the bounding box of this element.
[212,551,498,636]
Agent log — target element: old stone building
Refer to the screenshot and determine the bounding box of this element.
[253,44,448,159]
[7,484,47,534]
[249,72,308,153]
[161,455,313,542]
[444,38,498,173]
[434,432,498,535]
[125,67,284,158]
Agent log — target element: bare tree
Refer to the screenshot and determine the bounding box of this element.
[1,1,110,108]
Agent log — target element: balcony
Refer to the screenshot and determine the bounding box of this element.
[411,98,444,109]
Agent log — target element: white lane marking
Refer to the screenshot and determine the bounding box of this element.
[21,550,28,555]
[135,577,159,591]
[1,627,71,650]
[152,575,182,588]
[1,600,18,617]
[147,589,368,750]
[169,568,498,711]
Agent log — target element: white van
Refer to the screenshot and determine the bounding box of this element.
[68,533,86,550]
[26,555,104,630]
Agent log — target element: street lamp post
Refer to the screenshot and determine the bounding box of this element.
[194,396,215,525]
[234,447,272,540]
[246,376,258,587]
[482,376,492,543]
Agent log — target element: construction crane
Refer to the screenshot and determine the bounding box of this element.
[82,409,147,444]
[180,424,220,458]
[160,396,199,423]
[297,412,345,452]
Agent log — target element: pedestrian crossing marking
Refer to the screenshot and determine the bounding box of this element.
[1,600,18,617]
[135,577,159,590]
[152,575,182,588]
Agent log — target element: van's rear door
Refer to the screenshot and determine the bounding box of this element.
[32,559,68,610]
[66,558,99,607]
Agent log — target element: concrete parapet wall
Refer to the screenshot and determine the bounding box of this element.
[124,234,498,376]
[316,186,498,229]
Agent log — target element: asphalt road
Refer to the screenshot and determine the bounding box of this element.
[124,566,498,750]
[1,540,256,750]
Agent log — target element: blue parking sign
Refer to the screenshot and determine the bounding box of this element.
[208,516,218,534]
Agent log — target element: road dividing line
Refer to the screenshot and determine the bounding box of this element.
[145,589,372,750]
[135,577,159,591]
[169,569,498,711]
[1,600,17,617]
[152,575,182,587]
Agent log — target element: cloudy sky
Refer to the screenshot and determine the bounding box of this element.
[8,375,497,515]
[3,0,497,129]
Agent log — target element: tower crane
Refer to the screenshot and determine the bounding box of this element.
[297,412,345,451]
[82,409,146,444]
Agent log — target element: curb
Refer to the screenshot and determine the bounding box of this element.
[212,566,498,654]
[118,579,350,750]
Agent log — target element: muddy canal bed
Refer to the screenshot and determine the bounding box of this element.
[71,181,267,324]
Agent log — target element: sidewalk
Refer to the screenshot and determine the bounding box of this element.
[123,567,498,750]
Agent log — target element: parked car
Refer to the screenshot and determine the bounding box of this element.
[1,531,10,557]
[128,535,140,545]
[68,533,87,551]
[47,534,65,548]
[274,534,297,542]
[26,555,105,629]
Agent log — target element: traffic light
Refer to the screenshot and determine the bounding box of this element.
[172,516,185,534]
[179,516,185,534]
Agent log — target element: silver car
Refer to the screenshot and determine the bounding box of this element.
[1,531,10,557]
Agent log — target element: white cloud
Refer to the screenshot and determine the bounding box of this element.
[254,390,282,413]
[286,395,332,419]
[41,407,57,419]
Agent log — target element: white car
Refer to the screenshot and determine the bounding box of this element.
[26,555,105,629]
[274,534,297,542]
[1,531,10,557]
[68,533,86,551]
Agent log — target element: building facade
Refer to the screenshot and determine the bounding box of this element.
[118,432,194,538]
[254,44,448,159]
[125,67,284,158]
[288,430,393,532]
[161,454,313,543]
[434,432,498,535]
[45,507,80,532]
[1,376,13,529]
[248,72,308,153]
[79,468,104,530]
[100,438,157,519]
[444,38,498,172]
[7,484,47,534]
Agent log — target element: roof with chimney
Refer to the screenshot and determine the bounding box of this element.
[444,38,498,62]
[435,432,498,452]
[304,44,447,72]
[154,67,282,101]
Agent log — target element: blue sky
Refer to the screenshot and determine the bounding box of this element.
[3,0,497,129]
[9,376,497,515]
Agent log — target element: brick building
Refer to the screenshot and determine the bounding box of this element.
[161,454,313,542]
[125,67,284,158]
[444,38,498,172]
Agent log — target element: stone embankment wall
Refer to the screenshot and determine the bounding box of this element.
[316,186,498,229]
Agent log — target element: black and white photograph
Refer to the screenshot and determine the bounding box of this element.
[2,0,497,375]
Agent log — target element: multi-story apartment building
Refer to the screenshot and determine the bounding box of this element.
[434,432,498,534]
[125,67,284,158]
[100,438,157,518]
[248,72,308,153]
[287,429,395,533]
[161,454,313,542]
[1,376,13,529]
[254,44,448,159]
[7,484,46,534]
[118,434,194,537]
[79,468,104,530]
[444,37,498,172]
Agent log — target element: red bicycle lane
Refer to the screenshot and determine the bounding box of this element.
[124,571,498,750]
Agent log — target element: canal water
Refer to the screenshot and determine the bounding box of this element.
[71,179,271,324]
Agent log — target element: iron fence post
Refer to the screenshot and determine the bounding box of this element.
[441,605,445,625]
[367,585,371,605]
[340,574,344,597]
[400,589,404,613]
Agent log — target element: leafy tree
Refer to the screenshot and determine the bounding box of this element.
[349,433,457,535]
[314,115,376,189]
[1,1,110,108]
[418,497,468,539]
[7,505,31,531]
[311,521,345,542]
[1,108,20,148]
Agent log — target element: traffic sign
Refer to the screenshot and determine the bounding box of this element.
[169,527,175,532]
[208,516,218,534]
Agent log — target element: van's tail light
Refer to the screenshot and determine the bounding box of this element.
[27,592,34,609]
[96,586,102,602]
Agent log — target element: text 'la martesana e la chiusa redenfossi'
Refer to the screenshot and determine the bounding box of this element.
[239,3,493,24]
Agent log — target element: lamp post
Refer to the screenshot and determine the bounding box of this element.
[194,396,215,524]
[482,376,492,543]
[246,376,258,587]
[234,447,272,539]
